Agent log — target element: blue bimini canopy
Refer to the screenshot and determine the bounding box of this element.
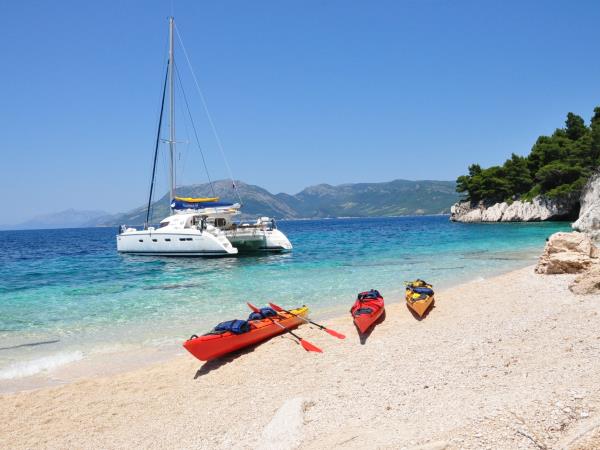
[171,199,235,210]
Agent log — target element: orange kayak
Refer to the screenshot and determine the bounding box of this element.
[351,290,384,334]
[183,306,308,361]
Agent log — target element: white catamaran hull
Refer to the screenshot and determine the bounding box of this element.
[117,229,237,256]
[225,228,292,252]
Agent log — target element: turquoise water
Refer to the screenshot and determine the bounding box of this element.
[0,216,570,383]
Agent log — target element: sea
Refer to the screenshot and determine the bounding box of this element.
[0,216,571,391]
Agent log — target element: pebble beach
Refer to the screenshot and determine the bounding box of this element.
[2,265,600,449]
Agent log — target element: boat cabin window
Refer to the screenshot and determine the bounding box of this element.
[159,222,169,228]
[184,216,201,229]
[190,216,200,226]
[165,238,171,242]
[214,218,226,228]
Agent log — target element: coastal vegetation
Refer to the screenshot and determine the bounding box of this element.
[456,106,600,204]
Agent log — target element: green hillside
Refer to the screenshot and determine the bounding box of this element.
[97,179,459,226]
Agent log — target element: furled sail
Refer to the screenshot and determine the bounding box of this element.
[171,199,235,210]
[174,196,219,203]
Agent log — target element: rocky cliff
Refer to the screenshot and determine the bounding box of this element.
[450,196,576,223]
[572,169,600,239]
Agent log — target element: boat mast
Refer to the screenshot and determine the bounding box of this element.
[168,16,176,210]
[145,64,169,228]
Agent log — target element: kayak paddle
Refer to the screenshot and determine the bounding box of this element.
[246,302,322,353]
[268,302,345,339]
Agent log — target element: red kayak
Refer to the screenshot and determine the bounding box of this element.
[183,306,308,361]
[351,290,385,333]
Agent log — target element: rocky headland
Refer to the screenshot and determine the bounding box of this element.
[450,195,577,223]
[451,165,600,225]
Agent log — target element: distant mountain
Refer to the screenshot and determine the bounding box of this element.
[3,179,459,230]
[290,179,458,218]
[95,179,459,226]
[2,209,109,230]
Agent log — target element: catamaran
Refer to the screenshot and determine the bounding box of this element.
[116,17,292,256]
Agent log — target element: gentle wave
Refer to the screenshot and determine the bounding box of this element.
[0,339,60,351]
[0,351,84,380]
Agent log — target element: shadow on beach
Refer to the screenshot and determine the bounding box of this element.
[194,345,258,378]
[193,334,302,378]
[356,310,386,345]
[406,300,435,321]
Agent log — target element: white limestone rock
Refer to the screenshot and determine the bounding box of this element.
[481,202,507,222]
[450,196,574,223]
[535,232,599,274]
[501,197,567,221]
[573,170,600,239]
[450,201,481,222]
[569,264,600,295]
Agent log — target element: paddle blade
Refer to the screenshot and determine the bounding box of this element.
[299,339,323,353]
[325,328,346,339]
[268,302,284,312]
[246,302,260,313]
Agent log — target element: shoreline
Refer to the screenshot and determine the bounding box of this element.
[0,253,544,395]
[2,214,577,232]
[2,265,600,449]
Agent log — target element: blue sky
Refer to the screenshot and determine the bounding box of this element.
[2,0,600,223]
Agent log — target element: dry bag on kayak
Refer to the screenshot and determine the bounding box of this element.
[405,279,433,289]
[409,287,434,296]
[214,319,250,334]
[248,312,263,321]
[248,307,278,321]
[358,289,381,301]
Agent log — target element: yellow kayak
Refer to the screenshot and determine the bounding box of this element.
[404,279,434,318]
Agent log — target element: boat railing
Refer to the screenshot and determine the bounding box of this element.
[225,226,268,237]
